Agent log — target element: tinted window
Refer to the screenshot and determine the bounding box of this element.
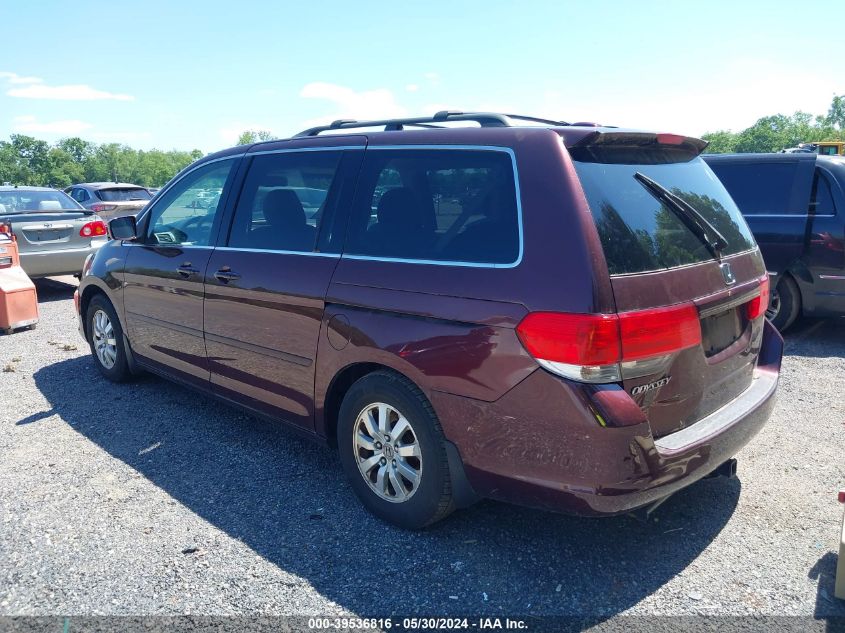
[346,149,519,264]
[574,157,757,275]
[227,151,341,253]
[147,159,235,246]
[97,187,152,201]
[810,170,836,216]
[707,161,798,215]
[0,189,82,212]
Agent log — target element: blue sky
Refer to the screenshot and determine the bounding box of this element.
[2,0,842,153]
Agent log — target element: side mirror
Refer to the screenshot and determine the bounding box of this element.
[109,215,138,241]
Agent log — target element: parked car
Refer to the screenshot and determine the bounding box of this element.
[815,141,845,156]
[0,186,108,278]
[64,182,152,220]
[704,153,845,330]
[75,112,782,529]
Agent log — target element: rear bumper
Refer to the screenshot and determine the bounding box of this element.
[432,319,783,516]
[20,241,106,278]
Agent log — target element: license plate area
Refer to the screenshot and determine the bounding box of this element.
[700,307,745,358]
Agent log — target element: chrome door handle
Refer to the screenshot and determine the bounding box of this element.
[214,268,241,283]
[177,263,198,278]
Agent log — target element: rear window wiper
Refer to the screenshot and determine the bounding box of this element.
[634,172,729,261]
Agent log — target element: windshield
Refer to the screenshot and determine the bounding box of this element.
[0,189,84,214]
[97,187,152,202]
[573,157,757,275]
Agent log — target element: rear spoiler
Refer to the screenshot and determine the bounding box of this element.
[565,131,708,165]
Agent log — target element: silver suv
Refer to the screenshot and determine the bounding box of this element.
[65,182,152,220]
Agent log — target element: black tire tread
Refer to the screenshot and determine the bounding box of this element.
[342,369,455,528]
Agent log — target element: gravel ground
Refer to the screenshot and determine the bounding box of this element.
[1,277,844,620]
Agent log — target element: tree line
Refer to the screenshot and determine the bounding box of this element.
[702,94,845,153]
[1,95,843,190]
[0,136,203,189]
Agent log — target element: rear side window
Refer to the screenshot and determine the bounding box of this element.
[574,157,757,275]
[810,169,836,216]
[706,161,798,215]
[345,149,520,265]
[227,151,342,253]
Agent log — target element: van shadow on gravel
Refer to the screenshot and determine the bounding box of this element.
[33,355,742,617]
[33,277,78,304]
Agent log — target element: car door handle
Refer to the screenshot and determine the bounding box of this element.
[214,268,241,283]
[177,263,199,278]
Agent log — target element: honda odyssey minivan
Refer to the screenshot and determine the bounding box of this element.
[75,112,783,529]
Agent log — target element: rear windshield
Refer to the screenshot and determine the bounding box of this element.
[97,187,152,202]
[0,189,83,213]
[573,157,757,275]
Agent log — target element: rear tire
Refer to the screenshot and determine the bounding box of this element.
[767,275,801,332]
[86,295,131,382]
[337,371,455,529]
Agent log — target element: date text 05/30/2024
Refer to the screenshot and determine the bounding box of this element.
[307,618,528,630]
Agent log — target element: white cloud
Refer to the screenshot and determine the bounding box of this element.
[405,84,419,93]
[12,115,93,135]
[299,82,407,128]
[424,72,440,85]
[0,71,43,85]
[537,58,843,137]
[7,83,134,101]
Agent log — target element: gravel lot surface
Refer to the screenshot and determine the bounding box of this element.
[1,277,844,621]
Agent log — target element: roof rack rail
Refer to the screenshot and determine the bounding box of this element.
[294,111,570,137]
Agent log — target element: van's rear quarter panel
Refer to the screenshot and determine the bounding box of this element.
[314,129,616,437]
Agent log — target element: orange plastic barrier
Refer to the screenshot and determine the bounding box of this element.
[0,228,38,334]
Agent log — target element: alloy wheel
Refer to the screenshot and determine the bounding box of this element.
[92,309,117,369]
[766,287,781,321]
[353,402,422,503]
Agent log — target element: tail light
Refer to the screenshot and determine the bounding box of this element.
[90,204,117,213]
[0,222,12,238]
[746,276,771,320]
[80,221,108,237]
[516,303,702,383]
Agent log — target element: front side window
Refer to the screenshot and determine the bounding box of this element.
[227,151,341,252]
[146,159,235,246]
[345,149,520,265]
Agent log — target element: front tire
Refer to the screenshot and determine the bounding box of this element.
[767,275,801,331]
[337,371,455,529]
[86,295,130,382]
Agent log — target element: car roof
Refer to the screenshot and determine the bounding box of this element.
[0,185,65,192]
[196,123,688,166]
[703,152,818,164]
[74,182,147,189]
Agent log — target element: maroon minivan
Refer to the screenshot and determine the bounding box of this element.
[75,112,783,529]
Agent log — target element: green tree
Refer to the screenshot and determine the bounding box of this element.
[701,130,738,154]
[237,129,276,145]
[826,94,845,132]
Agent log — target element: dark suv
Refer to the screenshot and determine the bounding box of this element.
[704,153,845,330]
[75,112,782,529]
